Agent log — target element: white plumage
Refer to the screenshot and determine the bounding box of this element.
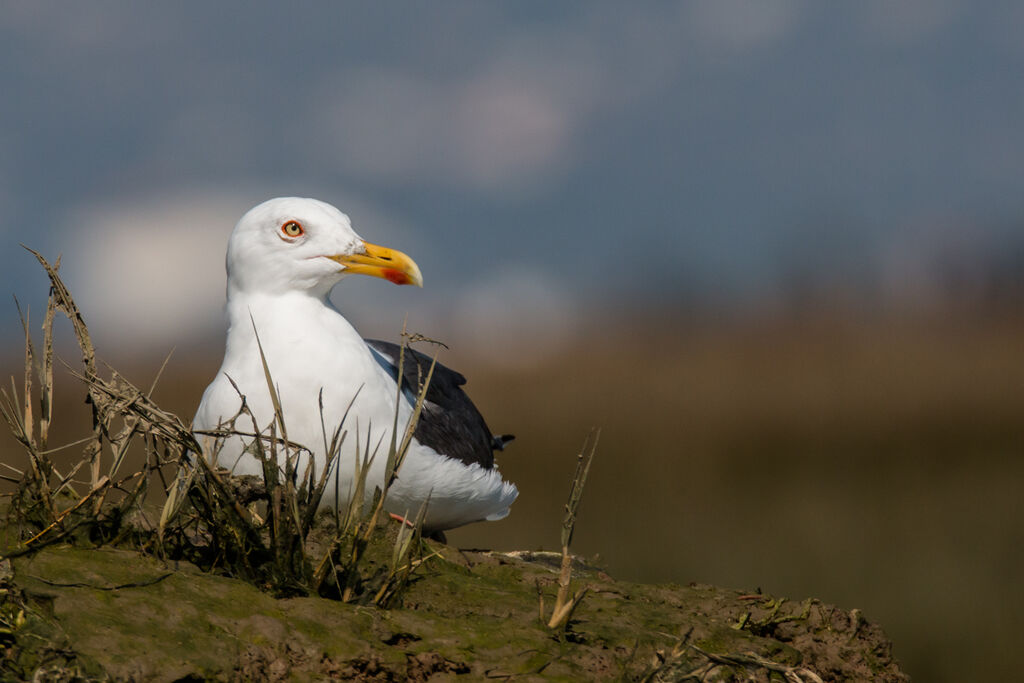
[193,197,517,531]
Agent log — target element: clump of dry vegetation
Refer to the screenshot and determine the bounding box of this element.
[1,249,439,606]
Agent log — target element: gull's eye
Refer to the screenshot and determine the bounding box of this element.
[281,221,304,238]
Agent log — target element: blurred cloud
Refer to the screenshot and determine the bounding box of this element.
[310,19,614,194]
[63,193,243,350]
[0,3,171,50]
[860,0,961,42]
[315,67,574,193]
[687,0,804,51]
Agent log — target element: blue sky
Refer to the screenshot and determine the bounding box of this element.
[3,2,1024,356]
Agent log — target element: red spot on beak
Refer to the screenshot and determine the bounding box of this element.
[384,269,409,285]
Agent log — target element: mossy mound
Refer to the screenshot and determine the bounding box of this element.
[0,528,907,682]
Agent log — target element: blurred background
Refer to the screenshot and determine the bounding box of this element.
[3,3,1024,680]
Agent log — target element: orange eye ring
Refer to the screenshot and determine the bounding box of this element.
[281,220,304,238]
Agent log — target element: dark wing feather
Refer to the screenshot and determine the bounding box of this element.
[365,339,509,469]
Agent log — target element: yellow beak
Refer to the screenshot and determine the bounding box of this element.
[327,241,424,287]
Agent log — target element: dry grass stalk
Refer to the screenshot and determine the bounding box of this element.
[23,249,105,489]
[545,428,599,630]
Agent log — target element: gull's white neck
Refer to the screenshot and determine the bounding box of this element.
[222,288,364,368]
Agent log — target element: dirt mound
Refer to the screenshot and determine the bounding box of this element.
[0,540,907,681]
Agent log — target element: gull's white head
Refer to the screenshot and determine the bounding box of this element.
[226,197,423,297]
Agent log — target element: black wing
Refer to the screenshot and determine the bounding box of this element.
[365,339,513,469]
